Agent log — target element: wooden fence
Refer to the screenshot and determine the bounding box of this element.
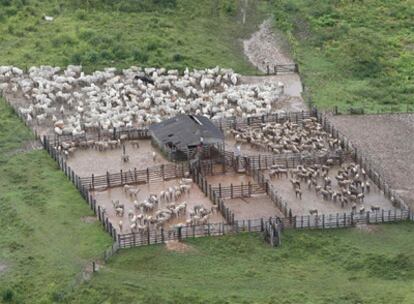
[116,208,414,249]
[79,162,190,190]
[244,150,351,172]
[263,218,283,247]
[319,113,408,210]
[264,63,299,75]
[53,127,150,146]
[213,110,315,132]
[250,168,291,217]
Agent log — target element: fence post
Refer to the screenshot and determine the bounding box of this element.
[106,171,110,188]
[260,218,264,232]
[161,228,165,243]
[146,168,149,184]
[231,183,233,199]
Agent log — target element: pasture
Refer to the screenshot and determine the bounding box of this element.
[65,224,414,303]
[271,0,414,112]
[0,0,413,302]
[0,98,111,303]
[0,0,268,73]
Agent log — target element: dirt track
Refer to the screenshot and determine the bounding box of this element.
[242,19,306,112]
[329,114,414,208]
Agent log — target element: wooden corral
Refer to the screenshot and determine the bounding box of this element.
[66,140,170,177]
[80,163,190,190]
[92,179,225,234]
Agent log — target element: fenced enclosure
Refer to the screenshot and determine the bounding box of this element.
[53,127,150,146]
[319,113,408,210]
[79,162,190,190]
[213,110,315,132]
[116,208,413,249]
[40,109,413,253]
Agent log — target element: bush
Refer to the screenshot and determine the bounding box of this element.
[132,49,149,63]
[1,288,14,302]
[172,52,183,62]
[71,52,82,65]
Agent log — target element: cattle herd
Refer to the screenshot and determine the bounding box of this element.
[102,178,218,233]
[0,65,286,137]
[228,117,342,155]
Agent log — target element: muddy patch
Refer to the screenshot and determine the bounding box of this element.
[81,216,97,224]
[356,224,382,233]
[165,240,195,253]
[0,262,8,275]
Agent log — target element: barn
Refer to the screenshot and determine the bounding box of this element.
[149,114,225,161]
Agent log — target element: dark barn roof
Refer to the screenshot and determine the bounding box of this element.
[149,115,224,151]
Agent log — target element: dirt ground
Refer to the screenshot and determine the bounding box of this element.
[206,172,255,187]
[242,18,306,112]
[225,135,268,156]
[265,164,394,216]
[165,240,195,253]
[66,140,170,177]
[0,262,7,276]
[329,114,414,209]
[224,194,284,220]
[92,179,225,234]
[243,19,294,71]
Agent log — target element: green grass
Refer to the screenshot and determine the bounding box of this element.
[64,223,414,304]
[0,0,268,74]
[1,1,414,303]
[271,0,414,113]
[0,98,112,303]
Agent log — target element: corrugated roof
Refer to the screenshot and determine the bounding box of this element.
[149,115,224,151]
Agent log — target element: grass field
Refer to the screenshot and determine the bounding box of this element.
[1,1,414,303]
[0,98,111,303]
[0,0,267,74]
[65,223,414,304]
[271,0,414,113]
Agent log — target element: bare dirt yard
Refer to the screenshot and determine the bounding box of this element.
[206,172,255,187]
[224,194,284,220]
[329,114,414,209]
[66,140,170,177]
[265,165,394,216]
[93,179,225,234]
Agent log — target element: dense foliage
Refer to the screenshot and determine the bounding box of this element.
[272,0,414,112]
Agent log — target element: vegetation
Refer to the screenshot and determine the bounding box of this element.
[64,224,414,303]
[0,98,111,303]
[271,0,414,113]
[0,0,267,73]
[1,1,414,303]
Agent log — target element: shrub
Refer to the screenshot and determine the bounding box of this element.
[1,288,14,302]
[132,49,149,63]
[71,52,82,65]
[85,51,99,64]
[172,52,183,62]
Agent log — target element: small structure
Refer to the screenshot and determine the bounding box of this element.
[149,115,225,161]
